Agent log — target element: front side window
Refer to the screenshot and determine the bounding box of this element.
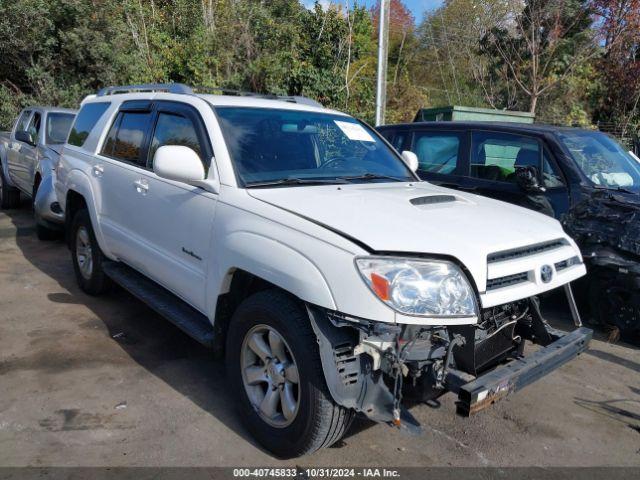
[214,107,413,186]
[149,113,202,166]
[103,111,152,165]
[68,102,111,147]
[413,132,461,174]
[557,130,640,192]
[470,131,540,183]
[46,113,75,144]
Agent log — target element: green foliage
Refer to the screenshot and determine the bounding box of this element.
[0,0,634,132]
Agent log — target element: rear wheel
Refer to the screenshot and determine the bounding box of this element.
[70,209,111,295]
[0,165,20,209]
[226,290,353,458]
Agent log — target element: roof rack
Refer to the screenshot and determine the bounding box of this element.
[96,83,193,96]
[95,83,323,107]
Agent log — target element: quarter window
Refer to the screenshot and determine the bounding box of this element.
[103,111,152,165]
[542,150,564,188]
[412,132,461,174]
[470,131,540,183]
[149,113,202,166]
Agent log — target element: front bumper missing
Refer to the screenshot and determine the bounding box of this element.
[445,326,592,416]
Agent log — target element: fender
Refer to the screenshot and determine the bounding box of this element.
[211,230,337,316]
[63,168,112,258]
[34,155,56,192]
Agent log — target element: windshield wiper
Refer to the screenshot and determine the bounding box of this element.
[245,177,349,188]
[593,185,636,194]
[335,173,410,183]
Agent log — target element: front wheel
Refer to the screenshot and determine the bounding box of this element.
[226,290,353,458]
[70,209,111,295]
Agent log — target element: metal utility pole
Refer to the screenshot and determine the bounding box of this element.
[375,0,390,126]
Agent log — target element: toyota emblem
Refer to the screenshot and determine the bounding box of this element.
[540,265,553,283]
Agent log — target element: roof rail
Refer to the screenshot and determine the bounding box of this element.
[96,83,193,96]
[95,83,323,107]
[192,86,323,108]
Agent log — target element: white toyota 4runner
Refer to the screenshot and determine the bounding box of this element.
[56,84,592,458]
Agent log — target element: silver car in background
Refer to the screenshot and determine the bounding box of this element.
[0,106,76,239]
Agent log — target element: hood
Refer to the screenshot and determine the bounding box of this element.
[248,182,570,290]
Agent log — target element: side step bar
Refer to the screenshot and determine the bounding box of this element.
[103,262,215,348]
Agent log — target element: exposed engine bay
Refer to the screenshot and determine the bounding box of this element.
[308,296,591,431]
[563,188,640,343]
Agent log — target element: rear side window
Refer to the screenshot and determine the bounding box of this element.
[413,132,461,174]
[149,113,202,165]
[470,131,540,183]
[102,111,152,166]
[68,102,110,147]
[46,113,75,144]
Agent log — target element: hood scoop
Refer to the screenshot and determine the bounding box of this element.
[410,194,457,206]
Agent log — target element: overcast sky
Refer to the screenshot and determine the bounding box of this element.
[301,1,443,23]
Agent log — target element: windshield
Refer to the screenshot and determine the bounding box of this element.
[214,107,414,186]
[46,112,75,144]
[557,130,640,192]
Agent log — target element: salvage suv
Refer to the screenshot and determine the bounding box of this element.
[56,84,592,458]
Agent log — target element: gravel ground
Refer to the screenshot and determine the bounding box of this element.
[0,205,639,467]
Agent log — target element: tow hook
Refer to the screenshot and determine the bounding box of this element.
[439,334,466,388]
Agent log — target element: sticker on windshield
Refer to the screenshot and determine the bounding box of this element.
[334,120,375,142]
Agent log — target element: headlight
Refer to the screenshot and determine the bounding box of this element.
[355,256,478,317]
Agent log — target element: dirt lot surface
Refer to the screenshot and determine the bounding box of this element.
[1,205,639,467]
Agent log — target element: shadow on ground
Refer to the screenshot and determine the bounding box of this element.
[3,202,272,454]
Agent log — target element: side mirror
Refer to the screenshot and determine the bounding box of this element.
[15,130,35,145]
[515,166,546,193]
[153,145,205,185]
[401,150,419,173]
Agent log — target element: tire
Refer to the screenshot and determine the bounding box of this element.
[36,222,59,241]
[226,290,354,458]
[70,209,111,295]
[0,164,20,209]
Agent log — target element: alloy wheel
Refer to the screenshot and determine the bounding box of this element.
[75,226,93,280]
[241,324,300,427]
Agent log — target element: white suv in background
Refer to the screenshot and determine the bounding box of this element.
[55,84,591,458]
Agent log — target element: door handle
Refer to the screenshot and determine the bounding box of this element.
[134,179,149,194]
[93,165,104,177]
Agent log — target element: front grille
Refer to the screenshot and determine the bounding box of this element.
[486,272,529,291]
[555,256,581,272]
[487,239,568,264]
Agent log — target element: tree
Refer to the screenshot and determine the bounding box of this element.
[592,0,640,134]
[480,0,597,114]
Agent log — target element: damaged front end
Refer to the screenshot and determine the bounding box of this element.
[563,189,640,342]
[307,297,591,431]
